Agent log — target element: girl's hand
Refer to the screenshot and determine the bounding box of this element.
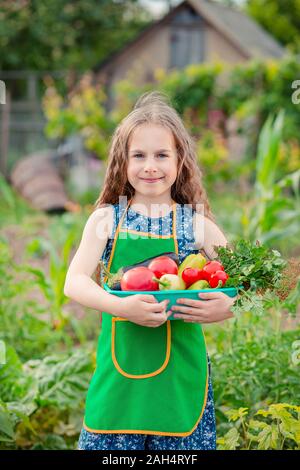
[120,294,172,327]
[171,291,236,323]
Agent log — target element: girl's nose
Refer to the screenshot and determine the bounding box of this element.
[145,168,158,173]
[144,164,158,172]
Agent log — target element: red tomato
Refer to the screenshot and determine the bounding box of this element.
[197,269,211,282]
[209,270,229,288]
[121,267,159,291]
[182,268,203,287]
[203,260,224,277]
[148,256,178,278]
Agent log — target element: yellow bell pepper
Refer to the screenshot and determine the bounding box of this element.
[178,253,207,277]
[188,279,209,290]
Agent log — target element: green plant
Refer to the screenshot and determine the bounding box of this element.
[0,346,94,449]
[217,239,287,292]
[241,111,300,247]
[0,174,36,227]
[214,238,295,319]
[217,404,300,450]
[0,206,100,449]
[205,297,300,432]
[23,209,95,344]
[43,78,115,160]
[195,129,233,187]
[0,237,63,360]
[23,234,74,329]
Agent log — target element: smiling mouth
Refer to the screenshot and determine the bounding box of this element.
[140,177,165,182]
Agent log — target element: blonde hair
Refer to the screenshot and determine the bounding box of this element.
[94,90,215,221]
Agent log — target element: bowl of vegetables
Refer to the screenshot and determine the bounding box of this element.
[101,240,288,320]
[100,252,239,320]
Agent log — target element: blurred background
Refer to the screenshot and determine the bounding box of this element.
[0,0,300,450]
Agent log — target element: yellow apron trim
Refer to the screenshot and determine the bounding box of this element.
[88,198,210,436]
[173,201,178,255]
[82,356,209,437]
[103,198,178,283]
[111,317,172,379]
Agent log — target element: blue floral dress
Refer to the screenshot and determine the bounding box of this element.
[78,202,217,450]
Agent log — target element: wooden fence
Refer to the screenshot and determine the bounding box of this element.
[0,70,78,178]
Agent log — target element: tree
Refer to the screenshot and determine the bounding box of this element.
[245,0,300,52]
[0,0,152,71]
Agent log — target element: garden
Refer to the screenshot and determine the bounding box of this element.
[1,54,300,450]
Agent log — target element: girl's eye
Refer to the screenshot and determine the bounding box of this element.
[133,154,168,158]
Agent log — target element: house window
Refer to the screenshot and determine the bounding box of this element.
[169,6,204,69]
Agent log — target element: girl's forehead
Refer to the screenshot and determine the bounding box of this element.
[129,124,175,148]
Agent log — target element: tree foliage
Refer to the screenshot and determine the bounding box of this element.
[0,0,151,71]
[246,0,300,52]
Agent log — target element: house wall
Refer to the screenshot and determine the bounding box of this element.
[96,18,248,109]
[205,25,248,64]
[98,25,171,90]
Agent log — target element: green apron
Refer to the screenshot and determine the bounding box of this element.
[83,198,208,436]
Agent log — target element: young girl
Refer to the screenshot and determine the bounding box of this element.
[64,91,236,451]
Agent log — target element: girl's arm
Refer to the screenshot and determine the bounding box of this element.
[64,206,125,317]
[170,213,237,324]
[193,212,229,260]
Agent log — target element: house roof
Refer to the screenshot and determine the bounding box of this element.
[94,0,285,74]
[189,0,284,59]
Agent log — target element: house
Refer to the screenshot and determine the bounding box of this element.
[93,0,285,109]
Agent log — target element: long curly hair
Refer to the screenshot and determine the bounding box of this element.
[94,91,220,284]
[95,90,215,217]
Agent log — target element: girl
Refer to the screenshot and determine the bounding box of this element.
[64,91,236,451]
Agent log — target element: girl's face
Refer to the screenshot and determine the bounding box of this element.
[127,124,178,198]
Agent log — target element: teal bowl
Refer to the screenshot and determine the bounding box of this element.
[103,283,240,320]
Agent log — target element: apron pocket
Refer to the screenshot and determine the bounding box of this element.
[111,318,171,379]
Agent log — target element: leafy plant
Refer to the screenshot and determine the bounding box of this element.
[23,234,74,327]
[241,111,300,247]
[214,239,294,318]
[207,298,300,405]
[0,346,94,449]
[43,77,115,159]
[217,404,300,450]
[216,238,286,292]
[0,174,36,227]
[0,238,63,361]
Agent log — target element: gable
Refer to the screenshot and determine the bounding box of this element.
[189,0,284,59]
[169,4,205,68]
[94,0,285,78]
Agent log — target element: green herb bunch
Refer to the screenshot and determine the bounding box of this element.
[214,239,288,316]
[215,239,287,293]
